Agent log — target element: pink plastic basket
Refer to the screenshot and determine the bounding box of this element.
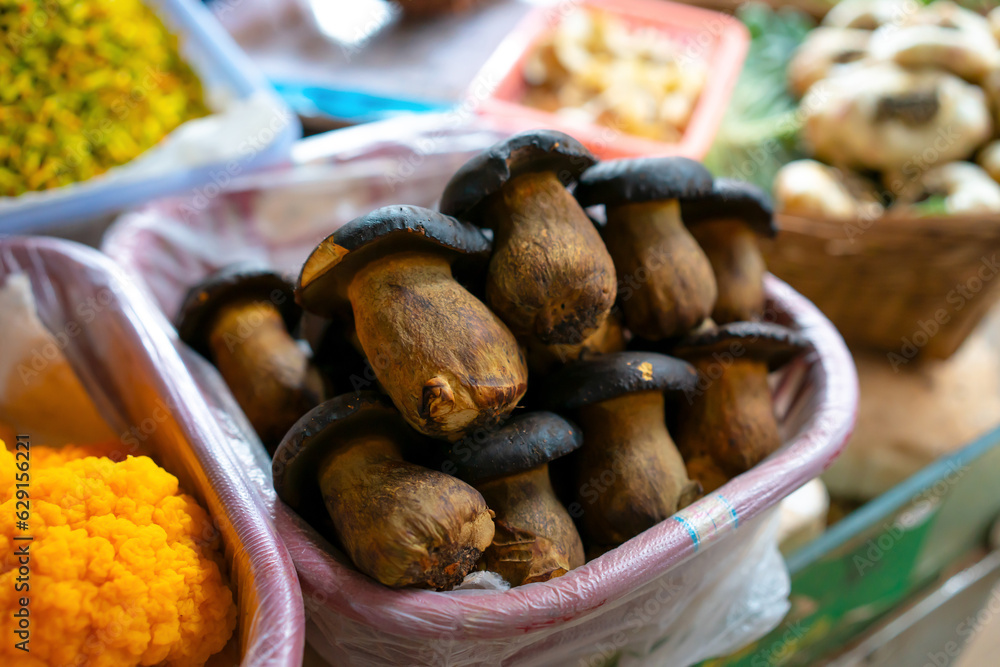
[474,0,749,160]
[104,116,857,666]
[0,237,305,666]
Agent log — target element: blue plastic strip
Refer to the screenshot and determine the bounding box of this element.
[271,80,453,122]
[716,493,739,529]
[786,423,1000,574]
[674,515,702,553]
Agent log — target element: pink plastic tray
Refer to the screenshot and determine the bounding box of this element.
[0,238,305,666]
[475,0,750,160]
[104,116,858,665]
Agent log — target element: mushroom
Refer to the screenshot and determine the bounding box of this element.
[310,318,377,396]
[772,159,883,221]
[541,351,701,546]
[822,0,911,30]
[672,322,811,483]
[801,62,992,173]
[447,412,585,586]
[905,1,994,35]
[680,179,777,324]
[272,392,495,589]
[897,161,1000,215]
[869,11,999,85]
[525,309,626,375]
[978,141,1000,185]
[440,130,616,346]
[296,205,527,441]
[574,157,718,340]
[982,68,1000,128]
[177,265,323,452]
[787,27,870,98]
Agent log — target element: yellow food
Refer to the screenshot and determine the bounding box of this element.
[0,440,236,667]
[0,0,209,196]
[522,9,707,141]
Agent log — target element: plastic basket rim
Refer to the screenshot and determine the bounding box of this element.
[0,235,307,666]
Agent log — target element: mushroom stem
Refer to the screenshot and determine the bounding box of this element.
[677,358,780,476]
[484,170,616,345]
[604,200,717,340]
[318,431,495,589]
[575,390,700,545]
[208,301,322,450]
[690,219,767,324]
[475,464,585,585]
[526,311,625,374]
[347,250,527,440]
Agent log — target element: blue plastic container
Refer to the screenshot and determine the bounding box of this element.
[0,0,301,234]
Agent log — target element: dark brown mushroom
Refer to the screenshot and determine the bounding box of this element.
[446,412,585,586]
[541,352,701,546]
[296,205,527,441]
[525,309,626,375]
[308,317,381,396]
[177,265,323,453]
[672,322,812,487]
[680,179,777,324]
[440,130,617,346]
[575,157,718,341]
[272,392,495,590]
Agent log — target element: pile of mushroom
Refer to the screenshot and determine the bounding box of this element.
[776,0,1000,219]
[179,129,811,590]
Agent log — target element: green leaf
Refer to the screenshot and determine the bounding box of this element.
[703,3,815,192]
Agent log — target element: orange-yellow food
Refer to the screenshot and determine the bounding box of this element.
[0,440,236,667]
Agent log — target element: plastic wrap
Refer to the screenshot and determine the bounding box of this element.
[0,238,305,666]
[103,115,858,666]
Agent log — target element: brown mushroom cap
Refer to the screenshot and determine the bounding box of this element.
[177,264,300,358]
[672,322,812,370]
[272,392,417,523]
[440,129,597,222]
[574,157,714,209]
[296,205,491,317]
[540,351,698,411]
[449,412,582,484]
[679,179,778,238]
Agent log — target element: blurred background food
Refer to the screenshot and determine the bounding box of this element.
[520,8,707,141]
[0,0,208,196]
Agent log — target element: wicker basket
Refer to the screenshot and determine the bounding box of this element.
[764,213,1000,361]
